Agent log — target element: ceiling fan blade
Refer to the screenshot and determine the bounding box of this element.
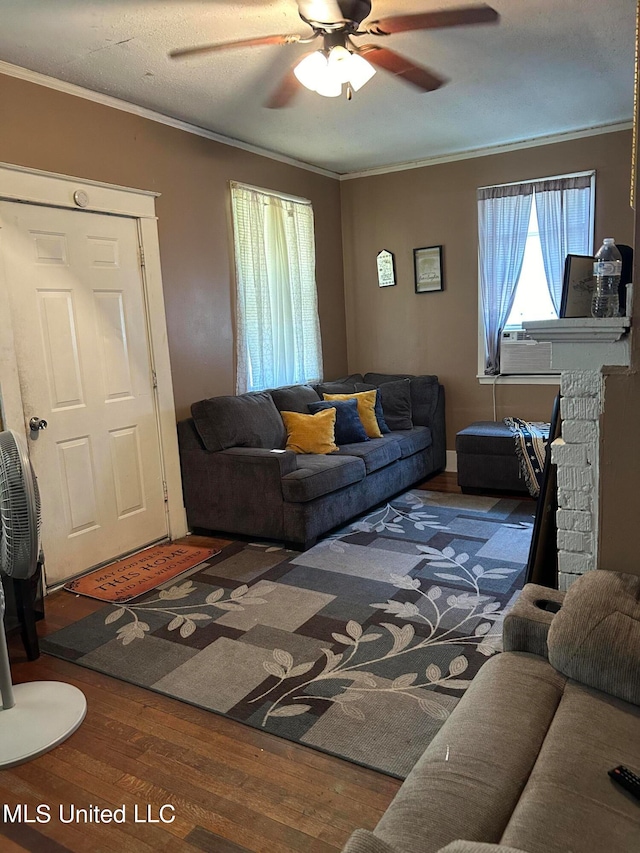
[169,34,300,60]
[296,0,344,25]
[366,4,499,36]
[266,67,302,109]
[358,45,446,91]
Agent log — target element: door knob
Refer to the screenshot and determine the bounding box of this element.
[29,416,48,432]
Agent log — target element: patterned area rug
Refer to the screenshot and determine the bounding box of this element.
[42,490,534,778]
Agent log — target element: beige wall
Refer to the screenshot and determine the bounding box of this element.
[599,47,640,577]
[341,131,634,449]
[1,71,635,475]
[0,73,347,420]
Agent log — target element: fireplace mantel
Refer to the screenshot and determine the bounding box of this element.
[523,318,631,370]
[518,318,632,589]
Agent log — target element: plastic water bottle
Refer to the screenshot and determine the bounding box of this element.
[591,238,622,318]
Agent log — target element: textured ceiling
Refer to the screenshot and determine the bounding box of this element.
[0,0,635,174]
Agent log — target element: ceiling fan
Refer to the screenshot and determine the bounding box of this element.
[169,1,500,108]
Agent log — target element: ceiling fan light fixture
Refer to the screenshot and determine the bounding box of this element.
[314,73,343,98]
[294,45,376,98]
[327,45,353,84]
[347,52,376,91]
[294,49,343,97]
[293,50,329,91]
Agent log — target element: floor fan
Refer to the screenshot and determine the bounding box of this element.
[0,429,86,769]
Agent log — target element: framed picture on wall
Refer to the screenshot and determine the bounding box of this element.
[377,249,397,287]
[414,245,444,293]
[560,254,595,317]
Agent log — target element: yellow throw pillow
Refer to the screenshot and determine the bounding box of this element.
[323,390,383,439]
[281,408,338,454]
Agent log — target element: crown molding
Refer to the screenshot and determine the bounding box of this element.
[1,60,632,183]
[339,121,634,180]
[0,61,340,181]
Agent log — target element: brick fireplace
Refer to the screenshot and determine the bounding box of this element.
[524,318,631,589]
[552,371,601,590]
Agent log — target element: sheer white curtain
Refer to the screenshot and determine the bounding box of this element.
[534,175,593,314]
[231,184,323,393]
[477,184,534,375]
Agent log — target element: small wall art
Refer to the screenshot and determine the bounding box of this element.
[414,245,444,294]
[376,249,396,287]
[560,254,595,317]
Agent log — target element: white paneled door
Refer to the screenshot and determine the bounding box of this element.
[0,201,168,586]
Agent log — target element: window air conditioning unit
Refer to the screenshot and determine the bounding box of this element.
[500,330,555,375]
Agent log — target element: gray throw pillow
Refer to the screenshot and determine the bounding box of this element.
[270,384,320,414]
[315,373,365,396]
[191,392,286,451]
[356,379,413,430]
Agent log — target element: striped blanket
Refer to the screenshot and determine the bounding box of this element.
[503,418,551,497]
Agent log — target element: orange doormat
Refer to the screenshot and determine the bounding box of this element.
[64,543,220,603]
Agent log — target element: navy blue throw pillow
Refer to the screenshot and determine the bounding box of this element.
[308,399,369,446]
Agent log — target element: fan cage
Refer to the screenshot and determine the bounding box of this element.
[0,431,41,580]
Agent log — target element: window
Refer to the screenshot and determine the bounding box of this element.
[477,172,594,375]
[231,183,323,393]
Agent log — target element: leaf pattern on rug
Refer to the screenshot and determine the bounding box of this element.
[104,579,275,645]
[246,546,509,726]
[327,493,449,552]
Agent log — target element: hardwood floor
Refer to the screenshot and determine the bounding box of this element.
[1,472,466,852]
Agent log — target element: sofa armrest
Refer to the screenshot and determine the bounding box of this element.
[437,844,527,853]
[341,832,527,853]
[341,830,400,853]
[427,383,446,471]
[219,446,297,475]
[178,425,298,539]
[503,584,565,658]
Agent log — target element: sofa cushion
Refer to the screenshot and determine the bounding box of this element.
[191,392,286,452]
[324,390,383,439]
[308,399,369,446]
[374,653,567,853]
[547,569,640,706]
[281,454,366,503]
[500,679,640,853]
[439,845,528,853]
[335,436,402,474]
[270,384,321,414]
[357,379,413,430]
[341,831,527,853]
[315,374,365,396]
[281,408,338,455]
[387,426,432,459]
[364,373,440,429]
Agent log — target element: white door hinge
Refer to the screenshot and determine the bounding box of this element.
[152,369,158,390]
[162,480,168,502]
[139,246,146,268]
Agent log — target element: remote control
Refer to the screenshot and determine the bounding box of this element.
[608,765,640,800]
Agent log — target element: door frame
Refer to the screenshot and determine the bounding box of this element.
[0,162,188,572]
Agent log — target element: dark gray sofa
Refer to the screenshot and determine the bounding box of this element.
[177,372,445,548]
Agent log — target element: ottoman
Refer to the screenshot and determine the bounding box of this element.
[456,421,527,494]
